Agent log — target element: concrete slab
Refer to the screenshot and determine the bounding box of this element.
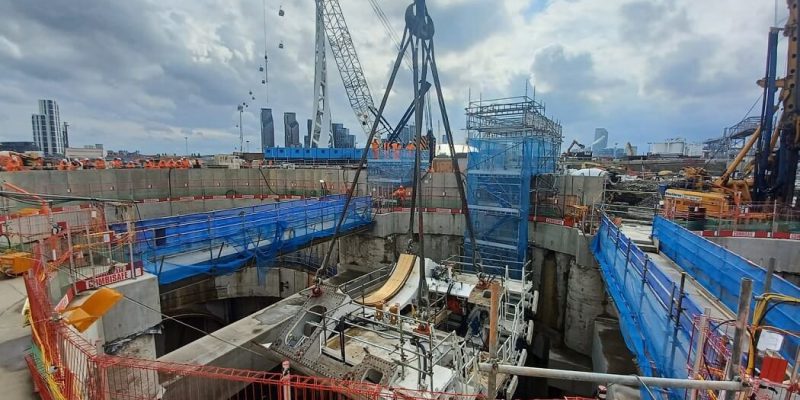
[0,277,35,400]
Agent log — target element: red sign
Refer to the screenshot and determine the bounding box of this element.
[75,266,144,293]
[54,287,76,312]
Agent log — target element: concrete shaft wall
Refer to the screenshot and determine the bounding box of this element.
[0,168,364,202]
[160,266,312,313]
[709,237,800,285]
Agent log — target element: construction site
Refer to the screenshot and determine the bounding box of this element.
[1,1,800,400]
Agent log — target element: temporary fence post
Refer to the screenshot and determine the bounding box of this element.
[126,220,135,274]
[772,200,778,234]
[66,229,77,292]
[722,278,752,400]
[623,237,632,285]
[668,272,688,374]
[639,258,649,310]
[674,273,687,329]
[86,225,94,267]
[689,309,712,400]
[764,258,776,294]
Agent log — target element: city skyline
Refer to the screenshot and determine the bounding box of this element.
[0,2,777,155]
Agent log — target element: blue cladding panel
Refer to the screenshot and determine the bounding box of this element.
[653,216,800,361]
[593,215,701,399]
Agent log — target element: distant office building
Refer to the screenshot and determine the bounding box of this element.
[397,124,416,145]
[62,122,70,148]
[332,123,355,148]
[592,128,608,153]
[305,119,312,148]
[283,112,301,148]
[441,134,449,145]
[65,146,104,160]
[32,99,67,156]
[0,141,39,153]
[260,108,275,149]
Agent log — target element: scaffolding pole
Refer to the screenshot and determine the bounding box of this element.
[477,364,747,391]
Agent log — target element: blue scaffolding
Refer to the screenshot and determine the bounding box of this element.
[465,96,561,275]
[113,195,373,284]
[366,149,429,199]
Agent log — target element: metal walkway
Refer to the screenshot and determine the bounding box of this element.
[114,195,373,284]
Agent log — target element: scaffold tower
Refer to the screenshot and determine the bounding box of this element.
[465,96,562,275]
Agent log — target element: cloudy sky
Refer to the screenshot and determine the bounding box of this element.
[0,0,782,155]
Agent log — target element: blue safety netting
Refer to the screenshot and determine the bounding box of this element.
[653,215,800,362]
[464,136,559,275]
[113,195,373,284]
[366,150,429,187]
[593,215,702,399]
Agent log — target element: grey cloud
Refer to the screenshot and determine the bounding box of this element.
[648,38,757,100]
[618,0,690,45]
[531,45,622,95]
[428,1,508,51]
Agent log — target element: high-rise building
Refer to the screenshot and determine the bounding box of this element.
[260,108,275,150]
[397,124,416,145]
[441,134,449,145]
[31,99,67,156]
[332,123,355,148]
[283,112,300,148]
[592,128,608,153]
[62,122,70,148]
[304,119,312,148]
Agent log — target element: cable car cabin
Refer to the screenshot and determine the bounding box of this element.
[663,189,731,220]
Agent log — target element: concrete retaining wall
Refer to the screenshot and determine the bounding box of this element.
[709,236,800,285]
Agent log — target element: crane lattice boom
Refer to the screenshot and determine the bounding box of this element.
[318,0,390,138]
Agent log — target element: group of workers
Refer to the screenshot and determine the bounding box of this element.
[371,139,418,158]
[55,157,201,170]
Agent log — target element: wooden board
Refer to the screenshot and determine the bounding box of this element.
[355,254,416,306]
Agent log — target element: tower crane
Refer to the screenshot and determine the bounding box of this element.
[312,0,392,148]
